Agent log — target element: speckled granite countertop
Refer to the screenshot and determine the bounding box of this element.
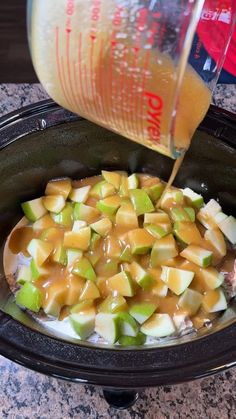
[0,83,236,419]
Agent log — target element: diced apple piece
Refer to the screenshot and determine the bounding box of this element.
[45,178,72,199]
[115,203,138,229]
[95,313,120,344]
[39,226,62,242]
[144,224,168,239]
[90,180,106,198]
[64,227,91,251]
[161,266,194,295]
[65,275,85,306]
[21,197,47,222]
[160,189,184,210]
[67,249,83,267]
[218,216,236,245]
[16,282,43,313]
[201,199,222,218]
[120,245,132,262]
[199,267,224,290]
[90,218,112,237]
[107,271,135,297]
[212,212,228,225]
[74,203,100,223]
[204,228,226,257]
[180,245,213,268]
[99,295,128,313]
[51,243,67,265]
[96,195,121,216]
[33,214,56,231]
[16,265,32,285]
[145,182,164,203]
[43,282,68,317]
[170,208,192,222]
[129,302,157,324]
[70,312,95,339]
[27,239,53,266]
[51,203,73,228]
[72,257,96,281]
[119,332,146,346]
[150,279,168,297]
[72,220,87,232]
[119,175,129,197]
[30,259,49,280]
[42,195,65,213]
[118,312,139,337]
[129,261,153,290]
[130,189,154,216]
[79,280,100,301]
[128,228,155,255]
[104,235,122,258]
[184,207,195,222]
[128,174,139,189]
[140,313,175,337]
[173,221,202,245]
[151,234,178,267]
[100,182,116,198]
[202,288,227,313]
[102,170,121,190]
[70,300,94,314]
[183,188,204,208]
[69,185,91,203]
[90,232,101,251]
[197,211,217,230]
[144,212,170,225]
[178,288,203,315]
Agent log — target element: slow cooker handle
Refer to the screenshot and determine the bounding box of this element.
[103,388,139,409]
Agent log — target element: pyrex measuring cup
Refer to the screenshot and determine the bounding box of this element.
[27,0,235,158]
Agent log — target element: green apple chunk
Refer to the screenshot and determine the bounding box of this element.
[21,197,47,222]
[79,280,100,301]
[69,185,91,203]
[16,265,32,285]
[140,313,175,337]
[212,211,228,225]
[170,207,194,223]
[118,312,139,337]
[51,203,74,228]
[107,271,135,297]
[67,249,83,267]
[96,196,121,216]
[90,232,101,251]
[128,174,139,189]
[183,188,204,208]
[119,175,129,197]
[27,239,53,266]
[39,227,61,241]
[204,228,226,257]
[129,261,153,289]
[178,288,203,315]
[128,228,155,255]
[64,227,91,251]
[72,257,96,281]
[201,199,222,218]
[51,243,67,265]
[45,178,72,199]
[70,300,94,314]
[173,221,202,245]
[115,203,138,229]
[90,218,112,237]
[90,180,106,198]
[42,195,65,213]
[16,282,43,313]
[74,203,100,223]
[72,220,87,231]
[30,259,49,280]
[99,295,127,314]
[70,312,95,340]
[180,245,213,268]
[151,234,178,267]
[33,214,56,231]
[199,267,224,290]
[145,183,164,203]
[218,216,236,245]
[95,313,120,344]
[144,224,168,239]
[120,245,132,262]
[101,170,121,190]
[129,302,157,324]
[130,189,154,216]
[160,189,184,210]
[144,212,170,226]
[202,288,227,313]
[161,266,194,295]
[119,332,146,346]
[100,182,116,198]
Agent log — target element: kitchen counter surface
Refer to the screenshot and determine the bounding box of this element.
[0,83,236,419]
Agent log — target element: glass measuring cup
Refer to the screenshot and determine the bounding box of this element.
[27,0,235,158]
